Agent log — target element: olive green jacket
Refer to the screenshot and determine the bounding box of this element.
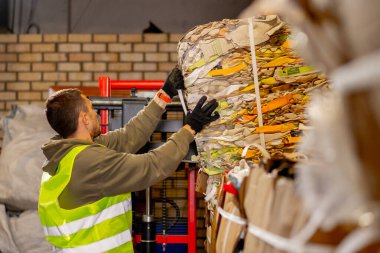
[41,100,194,209]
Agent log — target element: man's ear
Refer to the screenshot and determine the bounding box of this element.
[80,111,89,126]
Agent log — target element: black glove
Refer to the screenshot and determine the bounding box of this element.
[161,67,184,98]
[185,96,220,133]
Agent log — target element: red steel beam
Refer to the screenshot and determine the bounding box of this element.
[110,80,164,90]
[98,77,164,134]
[98,76,110,134]
[188,168,197,253]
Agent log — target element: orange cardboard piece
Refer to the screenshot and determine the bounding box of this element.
[253,94,302,114]
[254,123,297,134]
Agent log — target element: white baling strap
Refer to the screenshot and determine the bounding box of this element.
[248,17,265,149]
[217,205,247,252]
[204,186,217,202]
[217,206,247,225]
[248,223,334,253]
[336,226,378,253]
[336,216,380,253]
[177,89,188,115]
[241,143,271,161]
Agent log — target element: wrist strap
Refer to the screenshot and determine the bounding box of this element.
[157,90,172,103]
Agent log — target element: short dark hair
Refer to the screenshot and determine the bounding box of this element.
[45,89,88,138]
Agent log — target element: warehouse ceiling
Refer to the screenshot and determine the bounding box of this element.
[1,0,253,34]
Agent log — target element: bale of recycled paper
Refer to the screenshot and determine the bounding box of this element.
[177,16,329,175]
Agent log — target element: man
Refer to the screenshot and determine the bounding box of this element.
[38,67,219,253]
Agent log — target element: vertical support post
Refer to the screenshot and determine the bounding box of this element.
[187,167,197,253]
[146,187,151,216]
[98,76,110,134]
[142,187,156,253]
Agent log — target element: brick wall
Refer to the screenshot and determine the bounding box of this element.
[0,33,207,252]
[0,33,182,117]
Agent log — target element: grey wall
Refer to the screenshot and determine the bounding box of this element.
[7,0,253,34]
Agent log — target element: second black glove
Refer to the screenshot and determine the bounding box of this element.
[185,96,220,133]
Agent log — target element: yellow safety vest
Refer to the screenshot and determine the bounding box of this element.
[38,145,133,253]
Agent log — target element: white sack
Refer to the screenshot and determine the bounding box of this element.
[0,204,19,253]
[9,210,52,253]
[0,105,55,210]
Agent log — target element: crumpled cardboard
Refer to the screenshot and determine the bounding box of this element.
[216,192,245,253]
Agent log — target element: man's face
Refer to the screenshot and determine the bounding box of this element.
[82,95,101,139]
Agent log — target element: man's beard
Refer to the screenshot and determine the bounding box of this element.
[91,124,101,139]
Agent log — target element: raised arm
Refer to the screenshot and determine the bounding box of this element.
[95,98,165,153]
[74,128,194,197]
[94,67,185,154]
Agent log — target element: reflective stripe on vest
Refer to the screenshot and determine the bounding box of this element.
[38,145,133,253]
[53,230,133,253]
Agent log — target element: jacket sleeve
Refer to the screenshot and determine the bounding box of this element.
[73,128,194,197]
[94,99,165,154]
